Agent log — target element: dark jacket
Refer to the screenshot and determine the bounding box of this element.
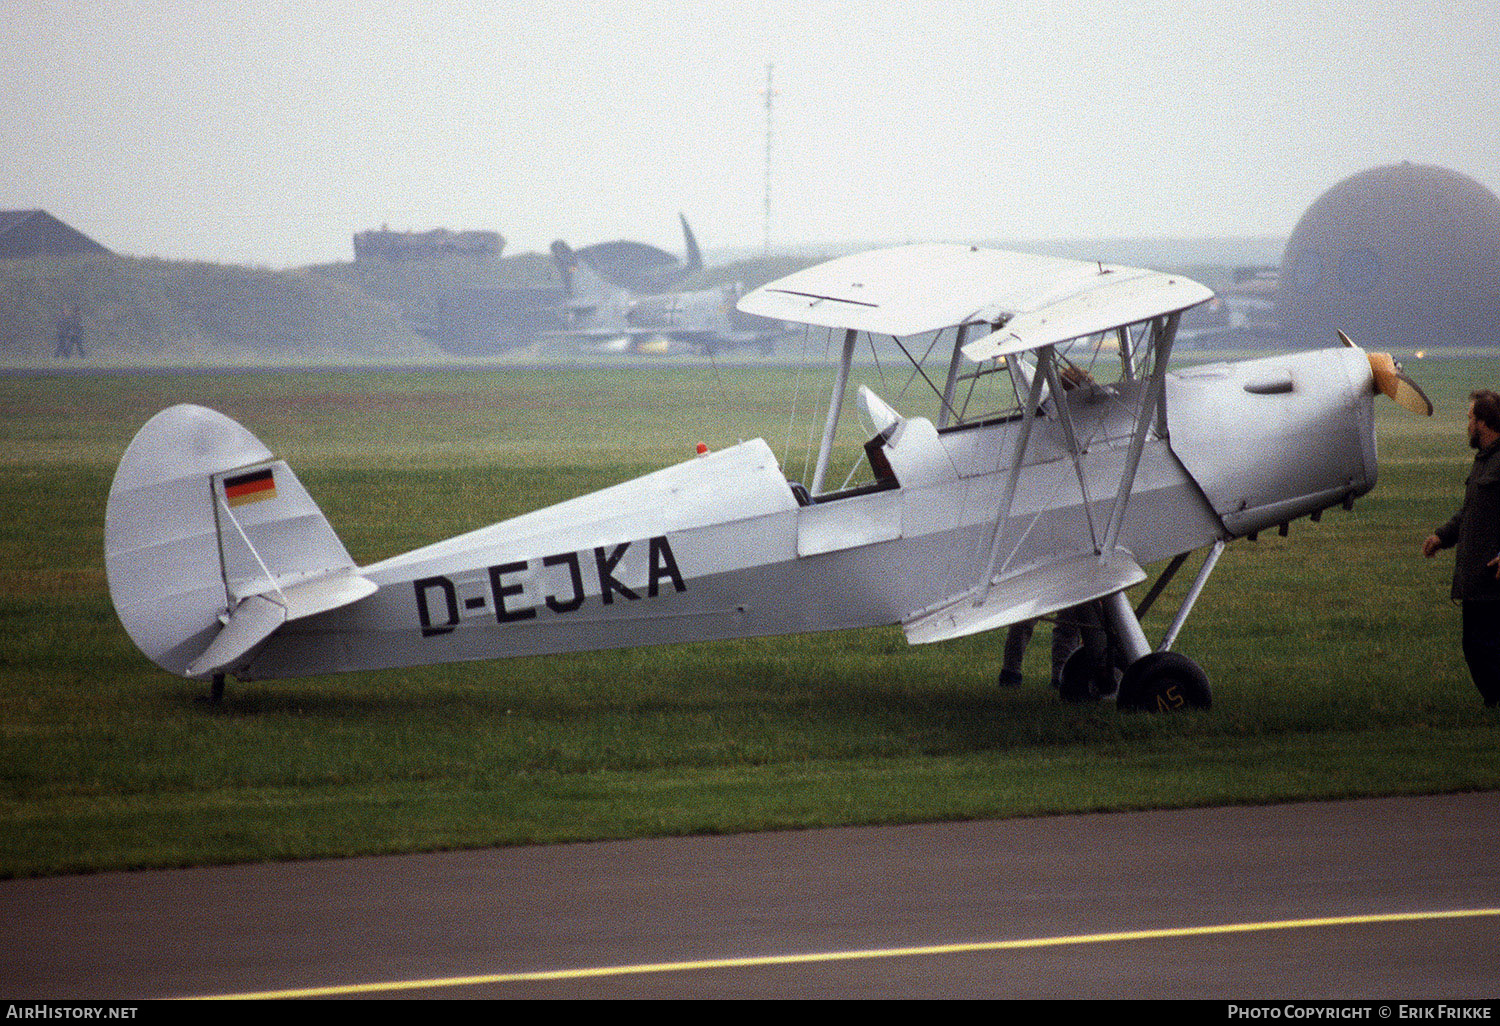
[1435,440,1500,601]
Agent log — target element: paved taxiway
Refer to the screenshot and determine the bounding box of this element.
[2,792,1497,999]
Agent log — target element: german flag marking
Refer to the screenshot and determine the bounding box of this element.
[223,467,277,508]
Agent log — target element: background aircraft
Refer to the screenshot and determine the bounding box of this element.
[547,223,788,356]
[573,212,704,294]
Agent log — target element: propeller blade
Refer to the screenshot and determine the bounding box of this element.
[1337,332,1434,416]
[1367,350,1434,416]
[1390,369,1435,416]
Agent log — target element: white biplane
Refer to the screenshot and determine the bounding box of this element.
[105,245,1431,709]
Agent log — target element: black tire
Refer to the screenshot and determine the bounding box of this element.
[1116,652,1211,713]
[1057,647,1095,702]
[1057,646,1118,703]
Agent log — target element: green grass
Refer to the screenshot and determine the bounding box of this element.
[1,358,1496,878]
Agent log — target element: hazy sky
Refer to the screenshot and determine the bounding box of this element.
[6,0,1498,268]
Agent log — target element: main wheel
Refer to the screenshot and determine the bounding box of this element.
[1057,646,1119,703]
[1116,652,1211,713]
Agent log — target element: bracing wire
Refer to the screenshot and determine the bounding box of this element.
[895,328,945,406]
[707,348,731,442]
[868,330,888,393]
[781,321,811,477]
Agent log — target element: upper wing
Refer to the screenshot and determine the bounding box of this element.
[962,270,1214,361]
[737,243,1213,350]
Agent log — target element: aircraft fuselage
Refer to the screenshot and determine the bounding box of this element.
[237,347,1377,680]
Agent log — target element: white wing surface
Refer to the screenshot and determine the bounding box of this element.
[962,272,1215,360]
[738,243,1213,348]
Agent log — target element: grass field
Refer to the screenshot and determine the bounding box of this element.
[1,356,1496,878]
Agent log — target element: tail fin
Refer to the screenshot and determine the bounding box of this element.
[679,213,703,274]
[552,239,631,302]
[550,239,577,295]
[105,405,375,679]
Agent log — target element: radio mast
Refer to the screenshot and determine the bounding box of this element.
[762,62,775,254]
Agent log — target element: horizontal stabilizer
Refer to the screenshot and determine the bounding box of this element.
[902,552,1145,646]
[245,566,379,620]
[186,595,284,678]
[186,568,377,679]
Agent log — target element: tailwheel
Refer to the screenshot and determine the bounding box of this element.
[194,673,227,706]
[1116,652,1211,713]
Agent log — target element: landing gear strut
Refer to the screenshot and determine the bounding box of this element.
[1107,586,1210,712]
[1057,588,1212,712]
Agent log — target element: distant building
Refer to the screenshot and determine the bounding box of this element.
[418,286,562,355]
[1278,162,1500,348]
[0,210,112,259]
[572,216,704,293]
[574,239,687,292]
[353,226,503,262]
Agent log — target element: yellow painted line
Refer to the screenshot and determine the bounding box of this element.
[192,907,1500,1000]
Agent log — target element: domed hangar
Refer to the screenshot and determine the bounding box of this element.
[1278,162,1500,349]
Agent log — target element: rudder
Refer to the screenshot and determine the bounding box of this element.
[105,404,373,679]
